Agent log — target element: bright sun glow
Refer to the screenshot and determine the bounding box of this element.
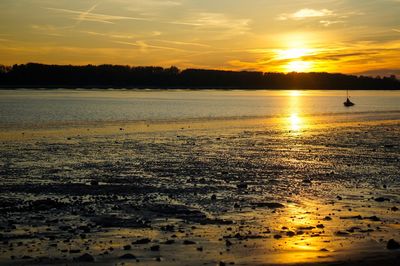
[274,40,316,72]
[276,48,312,60]
[286,60,312,72]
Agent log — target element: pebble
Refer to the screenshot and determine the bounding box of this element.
[375,197,390,202]
[286,231,295,237]
[75,253,94,262]
[183,240,196,245]
[69,249,81,253]
[119,253,136,259]
[387,239,400,250]
[237,183,248,189]
[132,238,151,244]
[150,245,160,251]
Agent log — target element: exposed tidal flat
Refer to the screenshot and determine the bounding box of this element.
[0,90,400,265]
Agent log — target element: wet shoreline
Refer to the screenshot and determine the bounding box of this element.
[1,116,399,265]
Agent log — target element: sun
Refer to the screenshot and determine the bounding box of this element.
[274,46,315,72]
[276,48,311,60]
[286,60,312,72]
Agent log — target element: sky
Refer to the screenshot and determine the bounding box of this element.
[0,0,399,75]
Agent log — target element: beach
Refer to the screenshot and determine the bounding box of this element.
[0,90,400,265]
[2,0,400,263]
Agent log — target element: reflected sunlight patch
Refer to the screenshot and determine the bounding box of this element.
[290,90,301,97]
[289,113,302,131]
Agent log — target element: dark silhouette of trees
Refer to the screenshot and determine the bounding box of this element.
[0,63,399,89]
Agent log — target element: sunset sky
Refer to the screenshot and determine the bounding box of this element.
[0,0,399,75]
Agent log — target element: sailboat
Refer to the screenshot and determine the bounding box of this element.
[343,89,355,107]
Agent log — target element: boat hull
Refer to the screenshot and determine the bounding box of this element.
[344,102,355,107]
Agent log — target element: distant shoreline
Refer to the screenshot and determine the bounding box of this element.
[1,63,399,90]
[1,86,400,90]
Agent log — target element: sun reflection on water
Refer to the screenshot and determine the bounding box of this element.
[290,90,301,97]
[283,90,309,132]
[289,113,302,131]
[261,200,339,265]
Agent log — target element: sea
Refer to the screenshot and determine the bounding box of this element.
[0,89,399,126]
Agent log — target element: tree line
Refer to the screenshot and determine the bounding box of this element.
[0,63,399,89]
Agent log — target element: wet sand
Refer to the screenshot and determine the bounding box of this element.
[1,114,400,265]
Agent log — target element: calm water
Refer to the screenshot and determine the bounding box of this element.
[0,89,399,125]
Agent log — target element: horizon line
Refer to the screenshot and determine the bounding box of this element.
[1,62,398,78]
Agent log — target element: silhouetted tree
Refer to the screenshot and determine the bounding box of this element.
[0,63,399,90]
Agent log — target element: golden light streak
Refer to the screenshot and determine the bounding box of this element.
[289,113,302,131]
[290,90,301,97]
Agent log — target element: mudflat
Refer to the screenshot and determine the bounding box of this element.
[0,114,399,265]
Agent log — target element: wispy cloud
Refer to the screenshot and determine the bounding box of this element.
[114,40,188,53]
[0,34,12,42]
[277,8,348,27]
[31,24,69,36]
[45,4,250,39]
[81,31,138,39]
[82,30,163,39]
[76,3,99,25]
[80,29,209,50]
[171,12,251,34]
[278,8,334,20]
[319,20,344,27]
[177,12,249,29]
[155,39,210,48]
[112,0,182,16]
[46,6,152,25]
[114,0,181,8]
